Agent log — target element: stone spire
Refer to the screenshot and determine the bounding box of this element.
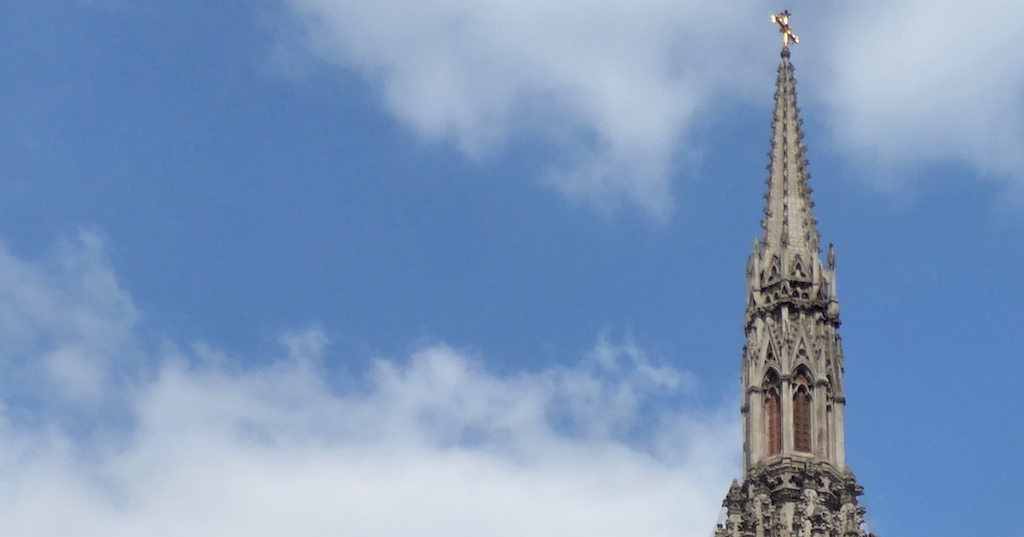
[743,41,842,477]
[714,14,877,537]
[761,46,819,257]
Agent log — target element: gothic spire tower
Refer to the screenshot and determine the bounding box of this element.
[714,12,876,537]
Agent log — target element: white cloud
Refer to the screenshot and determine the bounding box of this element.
[0,231,138,402]
[280,0,775,218]
[0,235,739,536]
[812,0,1024,188]
[278,0,1024,210]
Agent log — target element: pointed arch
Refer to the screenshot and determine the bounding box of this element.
[791,253,808,279]
[793,363,814,383]
[765,340,779,366]
[792,368,812,453]
[766,255,781,284]
[795,338,810,365]
[763,369,782,457]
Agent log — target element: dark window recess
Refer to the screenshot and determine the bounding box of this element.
[765,392,782,456]
[794,390,811,452]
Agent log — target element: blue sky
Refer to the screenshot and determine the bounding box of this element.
[1,1,1023,536]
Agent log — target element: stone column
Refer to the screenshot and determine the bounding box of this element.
[781,377,793,455]
[751,386,764,466]
[835,397,846,468]
[814,383,827,458]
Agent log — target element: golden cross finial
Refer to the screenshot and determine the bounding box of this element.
[770,10,799,49]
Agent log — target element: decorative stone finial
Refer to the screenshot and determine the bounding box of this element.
[770,10,799,50]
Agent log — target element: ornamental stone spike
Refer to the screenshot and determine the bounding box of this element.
[714,13,877,537]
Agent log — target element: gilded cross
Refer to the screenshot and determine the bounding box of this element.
[770,10,799,48]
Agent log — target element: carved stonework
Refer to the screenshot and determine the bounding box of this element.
[719,22,877,537]
[715,461,874,537]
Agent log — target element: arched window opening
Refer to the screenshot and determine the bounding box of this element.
[823,381,834,458]
[763,370,781,457]
[825,402,833,458]
[793,371,812,453]
[765,392,781,456]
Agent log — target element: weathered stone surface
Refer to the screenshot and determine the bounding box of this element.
[740,46,846,478]
[714,460,874,537]
[716,39,877,537]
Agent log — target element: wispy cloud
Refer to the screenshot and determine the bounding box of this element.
[278,0,1024,212]
[0,231,139,405]
[813,0,1024,190]
[279,0,773,219]
[0,235,739,536]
